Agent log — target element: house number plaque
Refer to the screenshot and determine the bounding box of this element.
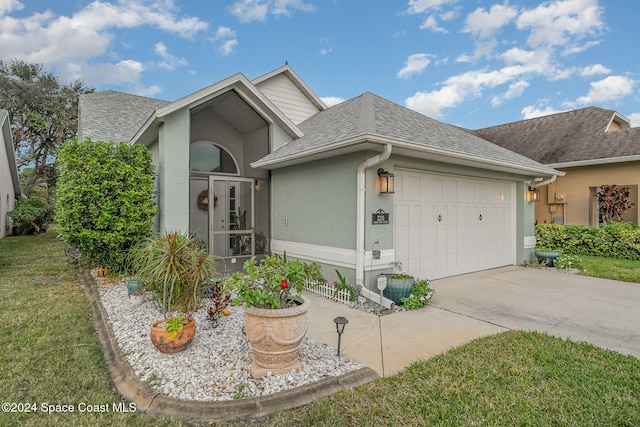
[372,209,389,225]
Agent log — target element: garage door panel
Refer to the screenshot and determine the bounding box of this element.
[394,170,515,280]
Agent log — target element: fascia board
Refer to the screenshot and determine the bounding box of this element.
[131,73,304,145]
[252,65,327,111]
[548,155,640,168]
[253,134,563,177]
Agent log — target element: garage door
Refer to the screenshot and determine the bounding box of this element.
[394,170,516,280]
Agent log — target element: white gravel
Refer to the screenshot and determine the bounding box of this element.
[96,278,365,402]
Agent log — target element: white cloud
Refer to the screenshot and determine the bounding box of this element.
[464,3,518,39]
[319,47,332,55]
[405,0,456,15]
[321,96,345,107]
[491,80,529,106]
[0,0,22,15]
[273,0,315,16]
[572,75,636,106]
[580,64,611,77]
[211,26,238,56]
[516,0,604,50]
[0,0,208,91]
[397,53,431,79]
[229,0,314,22]
[627,112,640,128]
[153,42,187,70]
[419,15,446,33]
[521,104,565,119]
[228,0,268,22]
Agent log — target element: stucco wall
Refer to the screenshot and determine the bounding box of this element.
[0,134,16,238]
[535,161,640,226]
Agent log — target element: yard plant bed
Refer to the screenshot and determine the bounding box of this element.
[2,228,639,426]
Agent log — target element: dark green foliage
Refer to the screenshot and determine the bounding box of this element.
[0,60,93,195]
[7,195,54,235]
[536,222,640,260]
[55,139,156,270]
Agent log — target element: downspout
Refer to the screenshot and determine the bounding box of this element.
[356,143,395,309]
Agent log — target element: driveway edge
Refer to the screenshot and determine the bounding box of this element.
[82,270,379,423]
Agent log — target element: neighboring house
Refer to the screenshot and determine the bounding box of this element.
[78,64,560,293]
[475,107,640,226]
[0,109,21,239]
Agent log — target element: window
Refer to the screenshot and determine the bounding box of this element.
[190,142,237,174]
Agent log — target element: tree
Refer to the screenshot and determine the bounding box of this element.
[56,139,157,270]
[597,184,635,224]
[0,60,93,195]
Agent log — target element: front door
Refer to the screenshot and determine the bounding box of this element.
[209,176,255,258]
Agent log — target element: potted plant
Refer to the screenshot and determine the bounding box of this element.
[384,261,415,305]
[222,253,321,377]
[128,231,217,354]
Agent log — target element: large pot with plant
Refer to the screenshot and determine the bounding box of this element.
[384,261,415,305]
[223,253,321,377]
[128,231,217,354]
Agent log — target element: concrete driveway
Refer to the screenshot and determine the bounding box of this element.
[306,266,640,377]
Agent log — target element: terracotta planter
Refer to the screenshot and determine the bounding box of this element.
[244,295,310,378]
[96,266,109,277]
[150,317,196,354]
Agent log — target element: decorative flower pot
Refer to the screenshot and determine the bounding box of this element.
[150,317,196,354]
[383,276,414,305]
[243,295,310,378]
[96,266,109,277]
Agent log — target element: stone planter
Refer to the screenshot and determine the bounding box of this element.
[244,295,310,378]
[150,317,196,354]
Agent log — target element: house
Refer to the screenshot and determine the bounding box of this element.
[78,64,560,293]
[474,107,640,226]
[0,109,21,239]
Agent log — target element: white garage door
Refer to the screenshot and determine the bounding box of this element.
[394,170,516,280]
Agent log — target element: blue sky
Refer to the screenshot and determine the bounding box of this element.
[1,0,639,129]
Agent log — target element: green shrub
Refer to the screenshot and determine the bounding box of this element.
[536,223,640,261]
[8,195,54,235]
[55,139,156,270]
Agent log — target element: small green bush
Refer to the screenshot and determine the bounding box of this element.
[8,195,54,235]
[536,223,640,260]
[55,139,156,270]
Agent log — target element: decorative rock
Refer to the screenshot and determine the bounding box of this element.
[97,280,364,401]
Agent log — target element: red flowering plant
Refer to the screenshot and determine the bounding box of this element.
[223,253,321,309]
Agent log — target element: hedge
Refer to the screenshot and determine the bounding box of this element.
[55,139,156,270]
[535,223,640,260]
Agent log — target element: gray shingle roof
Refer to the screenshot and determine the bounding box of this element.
[79,91,170,143]
[474,107,640,164]
[257,92,557,173]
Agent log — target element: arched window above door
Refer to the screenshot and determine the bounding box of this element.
[190,141,238,174]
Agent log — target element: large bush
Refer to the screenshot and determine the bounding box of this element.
[8,195,54,235]
[535,223,640,260]
[55,139,156,270]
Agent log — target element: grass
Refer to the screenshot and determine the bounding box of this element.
[0,228,192,427]
[265,331,640,426]
[2,229,639,426]
[579,255,640,283]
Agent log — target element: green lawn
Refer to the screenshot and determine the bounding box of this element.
[0,229,191,427]
[579,255,640,283]
[1,229,639,426]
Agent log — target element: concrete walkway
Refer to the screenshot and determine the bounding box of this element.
[307,266,640,377]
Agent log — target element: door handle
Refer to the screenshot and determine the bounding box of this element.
[479,214,483,221]
[438,214,442,222]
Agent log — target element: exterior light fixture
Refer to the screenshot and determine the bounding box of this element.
[333,316,349,356]
[377,168,395,194]
[528,186,540,203]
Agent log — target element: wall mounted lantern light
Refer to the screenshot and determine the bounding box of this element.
[377,168,395,195]
[528,186,540,203]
